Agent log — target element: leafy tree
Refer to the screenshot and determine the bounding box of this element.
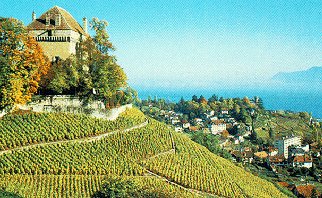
[192,95,198,102]
[208,94,218,103]
[90,18,114,54]
[0,17,50,110]
[191,131,232,160]
[198,95,207,104]
[268,127,275,139]
[92,177,139,198]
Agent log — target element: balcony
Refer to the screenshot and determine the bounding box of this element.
[34,36,71,42]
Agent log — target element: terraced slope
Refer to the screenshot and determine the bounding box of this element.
[0,109,287,197]
[0,108,145,151]
[144,133,286,198]
[0,175,198,198]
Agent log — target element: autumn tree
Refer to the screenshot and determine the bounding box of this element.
[0,17,50,110]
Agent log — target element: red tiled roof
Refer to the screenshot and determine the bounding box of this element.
[27,6,86,35]
[254,151,268,159]
[295,185,319,198]
[189,126,199,131]
[277,182,289,187]
[268,147,278,152]
[293,154,312,163]
[269,155,285,163]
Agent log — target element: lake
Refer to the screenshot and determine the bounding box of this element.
[134,84,322,118]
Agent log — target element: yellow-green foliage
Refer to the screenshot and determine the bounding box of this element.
[0,119,171,175]
[0,175,199,198]
[144,133,288,198]
[0,108,145,151]
[255,112,321,142]
[0,110,287,197]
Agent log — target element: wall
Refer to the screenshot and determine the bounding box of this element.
[28,29,82,60]
[18,96,132,120]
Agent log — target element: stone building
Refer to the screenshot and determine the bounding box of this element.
[27,6,88,61]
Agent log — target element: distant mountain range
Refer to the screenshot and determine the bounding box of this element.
[272,66,322,83]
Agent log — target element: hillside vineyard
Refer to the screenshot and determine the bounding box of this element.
[0,108,287,197]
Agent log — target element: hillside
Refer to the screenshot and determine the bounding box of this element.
[254,111,321,144]
[272,66,322,83]
[0,108,287,197]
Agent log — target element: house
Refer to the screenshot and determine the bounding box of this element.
[218,139,229,148]
[189,126,199,132]
[274,135,301,158]
[231,150,253,163]
[231,151,243,162]
[301,144,310,152]
[209,120,226,135]
[288,147,305,158]
[27,6,88,61]
[236,135,244,143]
[268,147,278,156]
[244,151,254,163]
[174,126,183,132]
[245,125,252,132]
[194,118,203,124]
[268,155,286,166]
[221,110,229,115]
[171,119,180,125]
[209,123,227,135]
[277,182,295,192]
[159,110,166,115]
[182,122,191,129]
[293,184,320,198]
[233,138,240,144]
[209,116,218,121]
[291,154,313,168]
[254,151,268,161]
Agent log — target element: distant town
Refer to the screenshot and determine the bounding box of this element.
[137,95,322,197]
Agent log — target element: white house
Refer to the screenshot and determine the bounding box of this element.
[182,122,191,129]
[171,119,180,125]
[221,110,229,115]
[268,147,278,156]
[292,155,313,168]
[210,116,218,121]
[175,126,183,132]
[209,123,226,135]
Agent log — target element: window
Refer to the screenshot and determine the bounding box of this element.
[45,14,50,26]
[48,30,53,36]
[55,56,60,63]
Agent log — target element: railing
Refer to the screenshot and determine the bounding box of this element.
[34,36,71,42]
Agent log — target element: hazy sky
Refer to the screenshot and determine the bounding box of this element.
[1,0,321,88]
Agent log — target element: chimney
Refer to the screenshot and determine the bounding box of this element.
[83,17,88,34]
[32,11,36,21]
[45,13,50,26]
[55,14,61,26]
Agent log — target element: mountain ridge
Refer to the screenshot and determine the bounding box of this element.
[272,66,322,83]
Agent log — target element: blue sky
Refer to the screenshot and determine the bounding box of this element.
[1,0,321,88]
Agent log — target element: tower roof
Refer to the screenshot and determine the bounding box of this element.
[27,6,86,35]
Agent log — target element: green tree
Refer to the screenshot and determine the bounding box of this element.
[269,127,275,139]
[92,178,139,198]
[90,18,114,54]
[192,95,198,102]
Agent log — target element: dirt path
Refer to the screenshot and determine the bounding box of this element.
[141,130,220,198]
[0,119,148,156]
[1,117,219,197]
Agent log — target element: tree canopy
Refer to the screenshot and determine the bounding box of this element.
[0,17,50,110]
